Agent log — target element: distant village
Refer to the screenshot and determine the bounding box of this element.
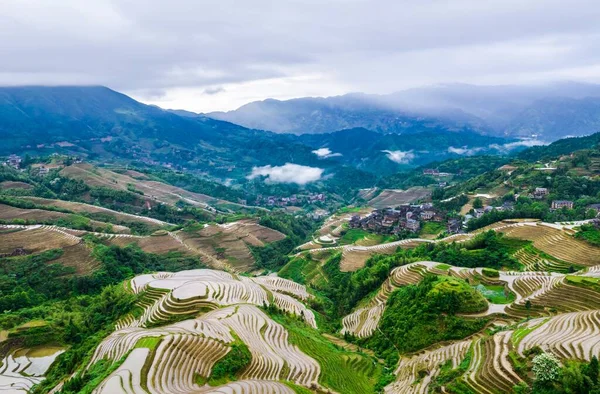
[3,154,82,176]
[349,203,439,234]
[254,193,326,208]
[347,182,596,236]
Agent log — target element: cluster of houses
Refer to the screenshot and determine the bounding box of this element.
[255,193,326,207]
[4,154,22,169]
[349,204,442,234]
[463,201,516,227]
[3,154,83,174]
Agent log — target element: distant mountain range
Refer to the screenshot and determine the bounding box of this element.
[0,86,543,181]
[205,82,600,140]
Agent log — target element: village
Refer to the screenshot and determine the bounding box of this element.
[254,192,327,207]
[347,183,591,237]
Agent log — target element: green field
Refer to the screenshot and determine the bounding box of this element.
[279,255,325,286]
[339,228,371,245]
[338,228,396,246]
[134,336,162,350]
[269,312,384,394]
[473,284,515,304]
[566,275,600,291]
[420,222,445,236]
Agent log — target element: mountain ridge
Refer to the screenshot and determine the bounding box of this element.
[206,81,600,140]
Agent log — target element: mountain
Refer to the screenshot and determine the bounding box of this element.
[517,130,600,162]
[297,127,516,174]
[0,85,248,151]
[1,86,524,181]
[506,96,600,140]
[206,82,600,140]
[207,93,485,135]
[0,86,337,179]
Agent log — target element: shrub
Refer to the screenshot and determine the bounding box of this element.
[533,352,561,383]
[482,268,499,278]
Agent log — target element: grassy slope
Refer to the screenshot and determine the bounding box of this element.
[268,312,383,394]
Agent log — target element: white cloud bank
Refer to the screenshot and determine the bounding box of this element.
[382,150,415,164]
[247,163,324,185]
[312,147,342,158]
[489,139,547,152]
[447,146,485,155]
[449,139,548,156]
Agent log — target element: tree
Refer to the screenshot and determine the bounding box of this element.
[513,381,530,394]
[585,356,599,386]
[472,197,483,209]
[533,352,561,383]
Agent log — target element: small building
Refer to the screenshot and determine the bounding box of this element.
[420,211,435,220]
[423,168,440,176]
[473,208,485,218]
[38,166,49,176]
[382,215,396,227]
[310,209,329,220]
[534,187,549,199]
[6,154,22,169]
[551,200,574,210]
[447,219,462,234]
[406,218,420,232]
[498,164,518,173]
[586,204,600,215]
[501,201,515,211]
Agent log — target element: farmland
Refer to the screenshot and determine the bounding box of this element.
[367,187,432,209]
[3,153,600,393]
[60,163,251,212]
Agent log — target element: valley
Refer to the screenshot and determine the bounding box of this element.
[1,89,600,394]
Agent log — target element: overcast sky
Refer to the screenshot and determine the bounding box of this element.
[2,0,600,112]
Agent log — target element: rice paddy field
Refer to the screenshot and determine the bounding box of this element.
[367,187,432,209]
[5,202,600,394]
[21,196,170,229]
[60,163,249,211]
[0,203,131,233]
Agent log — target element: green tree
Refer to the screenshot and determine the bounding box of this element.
[533,352,561,383]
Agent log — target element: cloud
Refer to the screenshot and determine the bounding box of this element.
[382,150,415,164]
[312,147,342,158]
[3,1,600,111]
[447,146,486,155]
[203,86,225,95]
[247,163,324,184]
[489,139,547,152]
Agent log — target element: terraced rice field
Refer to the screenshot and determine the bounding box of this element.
[303,233,474,272]
[385,340,472,393]
[0,225,99,274]
[0,181,32,190]
[84,267,326,393]
[377,257,600,393]
[177,221,285,272]
[367,187,432,209]
[517,310,600,360]
[496,222,600,267]
[0,346,64,393]
[2,218,282,273]
[125,269,316,329]
[0,203,131,233]
[384,307,600,393]
[512,247,573,272]
[341,262,438,338]
[108,232,191,256]
[22,196,171,228]
[61,163,250,211]
[343,256,600,339]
